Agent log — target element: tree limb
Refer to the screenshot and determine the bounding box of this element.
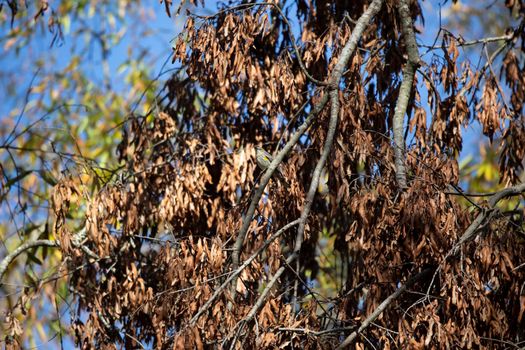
[0,227,101,285]
[227,0,384,341]
[329,0,384,87]
[455,182,525,247]
[229,93,329,301]
[425,182,525,298]
[230,1,384,291]
[421,34,513,50]
[228,252,298,350]
[0,239,59,284]
[292,87,341,307]
[234,86,341,344]
[393,0,421,189]
[189,219,300,325]
[335,268,433,349]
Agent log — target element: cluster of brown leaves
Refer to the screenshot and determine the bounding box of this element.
[46,0,525,349]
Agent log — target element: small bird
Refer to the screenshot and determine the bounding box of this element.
[255,146,285,181]
[317,166,329,196]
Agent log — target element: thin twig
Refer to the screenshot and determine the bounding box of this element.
[468,41,510,110]
[5,69,41,145]
[421,34,513,50]
[277,326,355,336]
[483,44,512,116]
[416,67,440,134]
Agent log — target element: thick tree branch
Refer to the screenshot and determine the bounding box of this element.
[235,87,342,344]
[329,0,384,87]
[292,88,340,307]
[393,0,421,189]
[294,90,339,251]
[231,0,384,287]
[228,252,298,350]
[245,252,298,322]
[0,227,100,285]
[0,239,59,284]
[335,268,433,349]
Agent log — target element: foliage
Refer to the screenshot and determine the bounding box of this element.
[2,0,525,349]
[0,0,169,347]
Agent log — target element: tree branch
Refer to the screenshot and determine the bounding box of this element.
[0,227,101,285]
[393,0,421,189]
[335,268,433,349]
[189,219,300,325]
[233,87,341,344]
[421,34,513,50]
[0,239,59,284]
[328,0,384,87]
[229,93,329,301]
[425,182,525,298]
[226,0,384,341]
[455,182,525,247]
[292,87,341,307]
[228,252,298,350]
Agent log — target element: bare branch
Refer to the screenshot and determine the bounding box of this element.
[393,0,421,189]
[336,268,433,349]
[421,34,513,50]
[458,34,514,47]
[229,93,329,301]
[456,182,525,247]
[277,326,354,337]
[189,219,300,325]
[0,239,59,284]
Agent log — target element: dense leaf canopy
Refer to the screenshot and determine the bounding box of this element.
[2,0,525,349]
